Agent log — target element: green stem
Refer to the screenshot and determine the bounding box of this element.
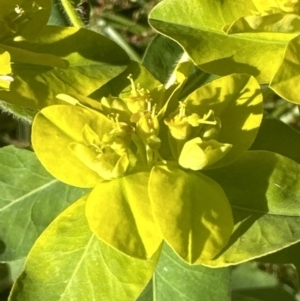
[101,12,149,34]
[102,24,141,62]
[60,0,85,28]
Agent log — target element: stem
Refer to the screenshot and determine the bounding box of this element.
[103,25,141,62]
[60,0,85,28]
[101,13,149,35]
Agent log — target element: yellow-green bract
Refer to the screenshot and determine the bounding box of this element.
[32,65,263,265]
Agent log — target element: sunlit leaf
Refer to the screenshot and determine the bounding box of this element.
[167,74,263,168]
[32,104,113,188]
[8,196,160,301]
[223,10,300,34]
[0,146,88,261]
[0,43,69,68]
[92,61,166,106]
[270,34,300,104]
[86,170,162,260]
[203,151,300,266]
[0,25,129,110]
[149,0,296,83]
[149,162,233,265]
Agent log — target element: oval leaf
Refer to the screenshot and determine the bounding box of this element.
[178,74,263,169]
[270,34,300,104]
[32,104,113,188]
[0,25,129,110]
[149,162,234,264]
[203,151,300,267]
[8,196,160,301]
[0,146,88,261]
[149,0,295,83]
[86,171,163,260]
[138,243,231,301]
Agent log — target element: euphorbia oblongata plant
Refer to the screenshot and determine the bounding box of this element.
[1,0,300,300]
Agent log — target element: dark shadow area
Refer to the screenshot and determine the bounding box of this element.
[203,151,279,257]
[0,240,6,256]
[89,60,140,99]
[0,264,11,301]
[200,55,260,78]
[232,287,295,301]
[250,116,300,164]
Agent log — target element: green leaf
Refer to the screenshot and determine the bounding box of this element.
[149,162,233,265]
[142,34,183,84]
[250,116,300,164]
[86,171,163,260]
[223,12,300,34]
[48,0,69,26]
[0,43,69,68]
[32,104,113,188]
[270,34,300,104]
[149,0,296,83]
[0,25,129,110]
[174,74,263,169]
[0,146,88,261]
[91,61,163,101]
[9,196,160,301]
[0,100,35,123]
[138,243,231,301]
[203,150,300,266]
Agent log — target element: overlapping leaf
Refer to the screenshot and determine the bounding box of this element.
[203,151,300,266]
[86,170,163,260]
[142,35,183,84]
[149,162,233,265]
[138,243,231,301]
[8,196,160,301]
[149,0,296,83]
[270,34,300,104]
[175,73,263,169]
[32,104,113,188]
[0,25,129,110]
[0,146,88,261]
[250,116,300,164]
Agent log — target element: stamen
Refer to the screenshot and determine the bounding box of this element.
[179,101,186,118]
[151,103,157,118]
[127,74,137,97]
[114,114,121,132]
[200,110,217,125]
